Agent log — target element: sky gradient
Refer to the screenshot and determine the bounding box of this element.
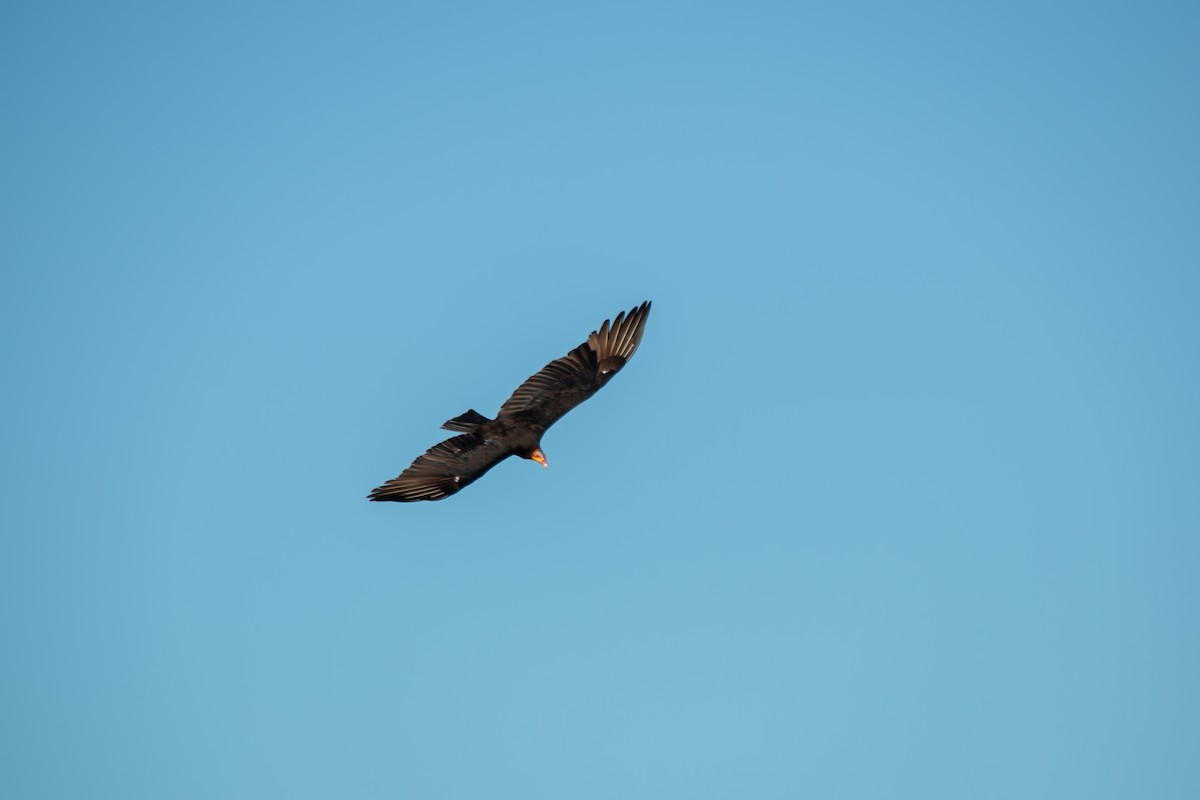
[3,2,1198,798]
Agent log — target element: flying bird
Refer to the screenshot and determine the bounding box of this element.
[369,301,651,502]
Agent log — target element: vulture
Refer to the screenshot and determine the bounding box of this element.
[369,301,651,502]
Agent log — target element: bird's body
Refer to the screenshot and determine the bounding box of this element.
[369,301,651,502]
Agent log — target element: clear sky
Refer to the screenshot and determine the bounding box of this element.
[3,2,1198,798]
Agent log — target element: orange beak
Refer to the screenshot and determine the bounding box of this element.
[531,448,548,468]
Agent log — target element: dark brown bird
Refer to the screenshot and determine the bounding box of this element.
[369,301,651,502]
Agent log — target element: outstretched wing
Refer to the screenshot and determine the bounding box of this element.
[497,301,651,428]
[368,432,511,502]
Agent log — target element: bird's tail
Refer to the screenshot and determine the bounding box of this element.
[441,409,491,432]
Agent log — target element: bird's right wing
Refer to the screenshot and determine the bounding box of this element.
[496,301,651,427]
[368,432,510,502]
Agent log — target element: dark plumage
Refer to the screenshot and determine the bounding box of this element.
[369,301,651,502]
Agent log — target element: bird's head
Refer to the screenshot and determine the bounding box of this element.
[528,448,549,468]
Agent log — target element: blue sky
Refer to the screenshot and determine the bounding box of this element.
[3,2,1198,797]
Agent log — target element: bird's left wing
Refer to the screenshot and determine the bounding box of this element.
[368,432,511,502]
